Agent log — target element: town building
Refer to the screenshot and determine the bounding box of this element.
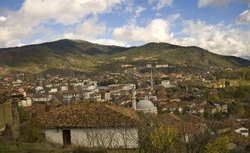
[37,104,139,148]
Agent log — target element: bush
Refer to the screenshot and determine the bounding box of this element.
[20,121,44,143]
[213,112,223,121]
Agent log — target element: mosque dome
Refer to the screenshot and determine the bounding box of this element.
[136,99,156,110]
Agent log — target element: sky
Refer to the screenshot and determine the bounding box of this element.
[0,0,250,58]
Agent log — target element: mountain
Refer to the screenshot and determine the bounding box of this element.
[111,43,250,68]
[241,56,250,61]
[0,39,127,74]
[0,39,249,75]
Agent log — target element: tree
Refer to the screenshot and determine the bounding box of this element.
[176,121,212,153]
[204,136,229,153]
[173,109,181,116]
[155,79,161,85]
[228,101,242,114]
[197,112,202,117]
[151,125,178,153]
[213,112,223,121]
[182,106,189,114]
[234,86,246,98]
[204,112,210,119]
[207,95,220,102]
[20,121,44,143]
[240,108,245,115]
[225,81,230,87]
[26,88,36,94]
[18,107,28,124]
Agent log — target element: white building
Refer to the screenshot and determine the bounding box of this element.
[37,104,139,148]
[49,88,58,93]
[161,80,176,88]
[32,94,51,102]
[35,86,44,92]
[235,127,249,137]
[19,97,32,107]
[60,85,68,92]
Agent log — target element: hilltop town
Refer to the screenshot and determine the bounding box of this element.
[1,62,250,152]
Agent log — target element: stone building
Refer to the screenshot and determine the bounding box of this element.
[0,91,22,139]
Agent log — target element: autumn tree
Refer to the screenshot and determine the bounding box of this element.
[204,136,229,153]
[150,125,178,153]
[207,95,220,102]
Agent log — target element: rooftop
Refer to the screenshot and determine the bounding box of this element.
[37,103,139,128]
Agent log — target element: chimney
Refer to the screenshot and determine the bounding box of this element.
[132,87,136,110]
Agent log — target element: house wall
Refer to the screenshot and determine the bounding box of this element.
[0,100,13,130]
[45,129,64,145]
[44,127,139,148]
[104,93,111,101]
[19,97,32,107]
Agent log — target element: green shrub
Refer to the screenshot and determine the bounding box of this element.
[20,121,44,143]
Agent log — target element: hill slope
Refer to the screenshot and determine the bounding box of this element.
[0,39,249,74]
[110,43,250,68]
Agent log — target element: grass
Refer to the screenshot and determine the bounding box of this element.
[0,137,139,153]
[0,137,72,153]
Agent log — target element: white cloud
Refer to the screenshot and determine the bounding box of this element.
[148,0,154,4]
[198,0,250,8]
[0,16,7,22]
[236,9,250,24]
[0,0,124,48]
[155,13,162,17]
[135,6,146,17]
[113,14,250,57]
[129,6,147,24]
[177,20,250,57]
[124,0,134,13]
[113,14,179,43]
[167,13,180,22]
[20,0,124,25]
[148,0,173,10]
[76,17,106,37]
[198,0,231,8]
[154,0,173,10]
[90,39,130,47]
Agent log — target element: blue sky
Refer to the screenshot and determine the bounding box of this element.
[0,0,250,58]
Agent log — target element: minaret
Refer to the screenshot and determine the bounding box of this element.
[132,87,136,110]
[150,68,153,96]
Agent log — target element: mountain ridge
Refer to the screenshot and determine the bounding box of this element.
[0,39,249,75]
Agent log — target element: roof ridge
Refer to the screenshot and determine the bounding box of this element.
[104,104,139,121]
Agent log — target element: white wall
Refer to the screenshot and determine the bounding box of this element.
[44,127,139,148]
[235,127,249,137]
[45,129,63,145]
[19,97,32,107]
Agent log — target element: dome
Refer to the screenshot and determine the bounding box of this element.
[136,99,156,110]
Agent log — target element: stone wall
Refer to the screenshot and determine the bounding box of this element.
[0,99,13,132]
